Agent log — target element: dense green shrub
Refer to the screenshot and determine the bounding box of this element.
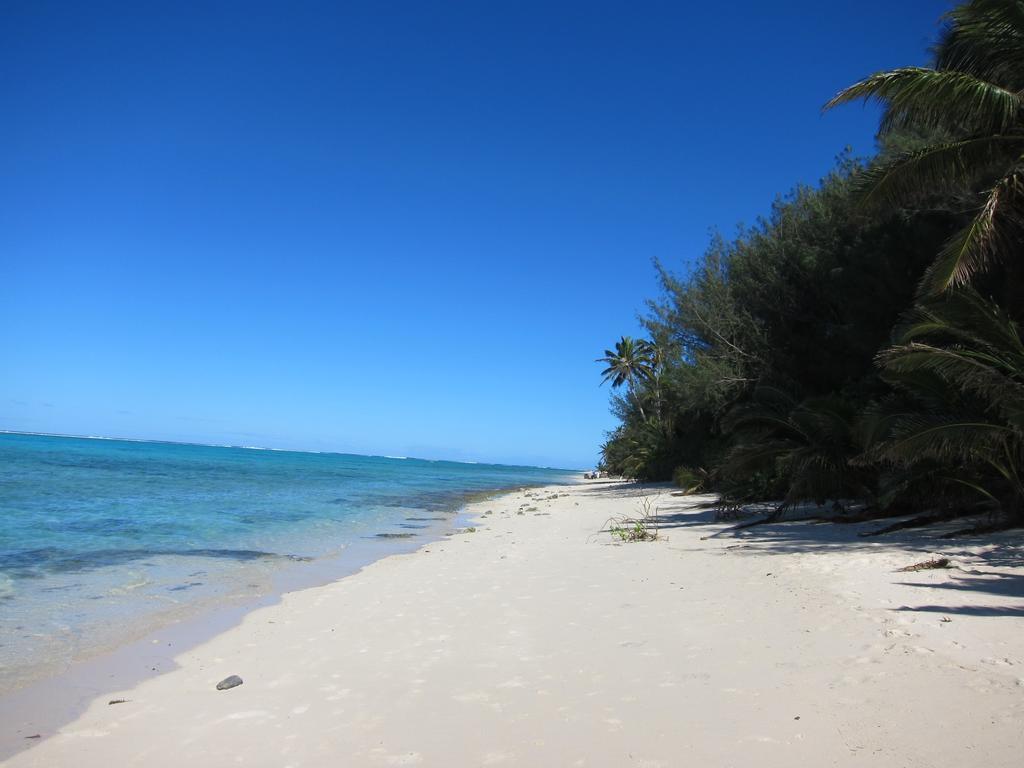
[597,1,1022,529]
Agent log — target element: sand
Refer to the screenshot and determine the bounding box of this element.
[3,481,1023,767]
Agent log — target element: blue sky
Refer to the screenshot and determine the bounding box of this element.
[1,1,950,468]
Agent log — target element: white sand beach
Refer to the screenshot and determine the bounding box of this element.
[4,481,1023,767]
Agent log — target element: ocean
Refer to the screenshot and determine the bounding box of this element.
[0,432,575,691]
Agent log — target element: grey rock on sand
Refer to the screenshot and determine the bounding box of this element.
[215,675,243,691]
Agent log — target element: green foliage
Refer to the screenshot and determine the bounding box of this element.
[608,519,657,542]
[601,152,952,484]
[718,388,873,514]
[826,0,1024,298]
[606,497,660,542]
[672,466,705,493]
[596,1,1024,530]
[870,289,1024,520]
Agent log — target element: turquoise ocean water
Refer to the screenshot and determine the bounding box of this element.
[0,432,575,691]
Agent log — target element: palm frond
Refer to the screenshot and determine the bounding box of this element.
[882,343,1024,428]
[720,386,798,435]
[938,0,1024,88]
[881,289,1024,429]
[893,288,1024,355]
[721,389,866,507]
[824,67,1021,136]
[854,135,1024,208]
[873,413,1011,464]
[722,438,797,475]
[920,165,1024,292]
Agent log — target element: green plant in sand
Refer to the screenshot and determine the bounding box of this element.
[606,497,660,542]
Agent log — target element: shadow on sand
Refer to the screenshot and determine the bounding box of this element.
[607,484,1024,617]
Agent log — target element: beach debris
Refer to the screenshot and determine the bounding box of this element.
[24,734,41,740]
[108,698,130,705]
[216,675,244,691]
[713,503,753,522]
[897,557,950,572]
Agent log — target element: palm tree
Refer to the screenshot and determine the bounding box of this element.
[870,289,1024,522]
[825,0,1024,298]
[642,335,673,435]
[597,336,654,420]
[719,386,871,520]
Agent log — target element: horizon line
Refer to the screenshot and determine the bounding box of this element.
[0,429,581,473]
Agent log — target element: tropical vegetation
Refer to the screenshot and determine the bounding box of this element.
[597,0,1024,531]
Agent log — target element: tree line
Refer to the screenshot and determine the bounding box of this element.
[597,0,1024,531]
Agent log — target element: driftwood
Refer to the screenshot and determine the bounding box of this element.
[896,557,950,572]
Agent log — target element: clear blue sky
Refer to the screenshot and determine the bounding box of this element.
[1,1,950,468]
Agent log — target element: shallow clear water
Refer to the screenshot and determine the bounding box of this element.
[0,432,575,690]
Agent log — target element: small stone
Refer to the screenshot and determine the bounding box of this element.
[216,675,243,691]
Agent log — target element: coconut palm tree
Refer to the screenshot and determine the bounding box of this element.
[718,386,871,520]
[872,288,1024,523]
[597,336,654,420]
[825,0,1024,298]
[642,335,673,435]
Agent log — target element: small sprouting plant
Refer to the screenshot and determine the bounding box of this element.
[609,519,653,542]
[604,496,660,542]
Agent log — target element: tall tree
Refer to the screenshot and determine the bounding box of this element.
[597,337,654,421]
[825,0,1024,301]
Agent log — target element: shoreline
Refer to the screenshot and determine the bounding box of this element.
[0,431,579,698]
[5,480,1023,766]
[0,485,529,759]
